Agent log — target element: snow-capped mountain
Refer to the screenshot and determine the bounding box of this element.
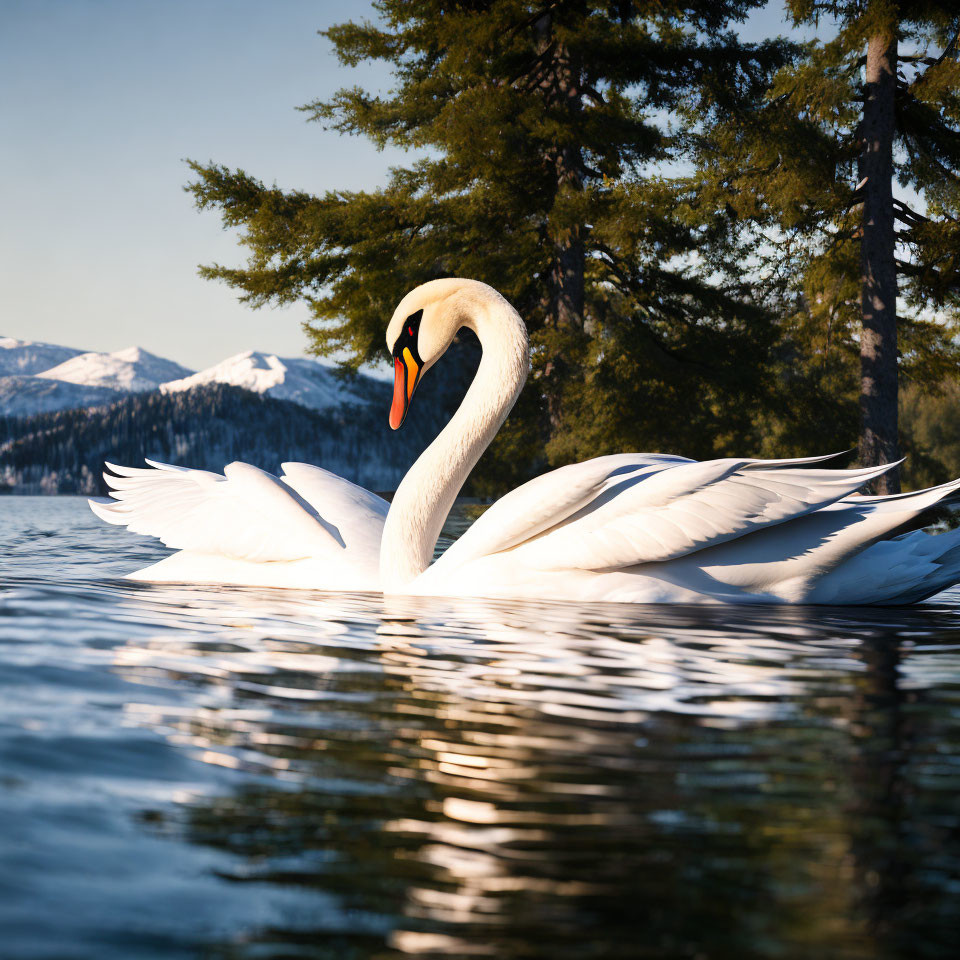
[0,333,381,419]
[0,375,121,418]
[0,336,85,376]
[161,350,368,412]
[0,337,439,494]
[0,340,196,417]
[38,346,192,393]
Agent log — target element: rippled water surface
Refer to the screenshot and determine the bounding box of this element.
[3,496,960,959]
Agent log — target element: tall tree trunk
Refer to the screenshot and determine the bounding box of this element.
[859,23,901,493]
[551,147,585,334]
[536,14,586,433]
[545,141,586,431]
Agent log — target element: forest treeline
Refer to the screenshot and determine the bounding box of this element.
[0,384,444,495]
[187,1,960,494]
[0,377,954,495]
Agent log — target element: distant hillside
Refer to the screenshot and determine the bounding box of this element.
[0,336,197,417]
[0,374,121,417]
[0,383,440,495]
[0,335,85,376]
[38,346,192,392]
[161,350,367,411]
[0,332,386,419]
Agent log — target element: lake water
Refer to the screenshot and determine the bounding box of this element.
[2,496,960,959]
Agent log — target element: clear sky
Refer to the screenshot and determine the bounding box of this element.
[0,0,801,372]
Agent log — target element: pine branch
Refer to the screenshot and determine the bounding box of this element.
[908,20,960,88]
[508,40,558,89]
[503,1,565,43]
[893,198,930,227]
[593,245,728,371]
[581,84,606,105]
[902,128,960,186]
[594,243,636,289]
[896,258,960,293]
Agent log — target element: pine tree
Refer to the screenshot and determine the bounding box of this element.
[693,1,960,493]
[188,1,794,488]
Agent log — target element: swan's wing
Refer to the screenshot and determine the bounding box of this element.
[811,523,960,605]
[434,453,693,571]
[279,462,387,559]
[665,473,960,602]
[90,459,345,562]
[524,458,902,571]
[438,453,895,576]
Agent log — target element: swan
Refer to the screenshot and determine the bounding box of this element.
[92,278,960,605]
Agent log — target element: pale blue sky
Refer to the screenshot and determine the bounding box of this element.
[1,0,801,371]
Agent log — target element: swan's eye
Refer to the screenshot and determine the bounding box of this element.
[392,308,423,363]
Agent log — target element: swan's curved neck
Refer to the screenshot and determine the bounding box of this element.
[380,295,529,591]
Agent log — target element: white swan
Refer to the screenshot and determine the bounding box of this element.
[92,278,960,605]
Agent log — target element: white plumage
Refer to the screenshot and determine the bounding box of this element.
[415,453,960,604]
[91,459,385,590]
[91,279,960,605]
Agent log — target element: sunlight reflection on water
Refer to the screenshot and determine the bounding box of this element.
[2,497,960,959]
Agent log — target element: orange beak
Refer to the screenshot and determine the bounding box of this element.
[389,348,421,430]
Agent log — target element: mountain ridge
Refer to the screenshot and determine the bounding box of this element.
[0,336,86,377]
[38,346,193,392]
[0,335,380,417]
[0,335,452,495]
[161,350,368,413]
[0,382,437,496]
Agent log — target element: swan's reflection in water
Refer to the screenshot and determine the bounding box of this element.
[111,586,960,959]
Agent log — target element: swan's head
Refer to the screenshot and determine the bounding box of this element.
[385,278,496,429]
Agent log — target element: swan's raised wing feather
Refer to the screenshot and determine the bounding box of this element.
[648,473,960,602]
[280,462,388,522]
[434,453,692,572]
[435,453,896,580]
[279,462,387,560]
[518,458,899,572]
[90,460,343,563]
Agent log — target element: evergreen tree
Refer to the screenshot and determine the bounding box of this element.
[693,1,960,493]
[188,1,794,489]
